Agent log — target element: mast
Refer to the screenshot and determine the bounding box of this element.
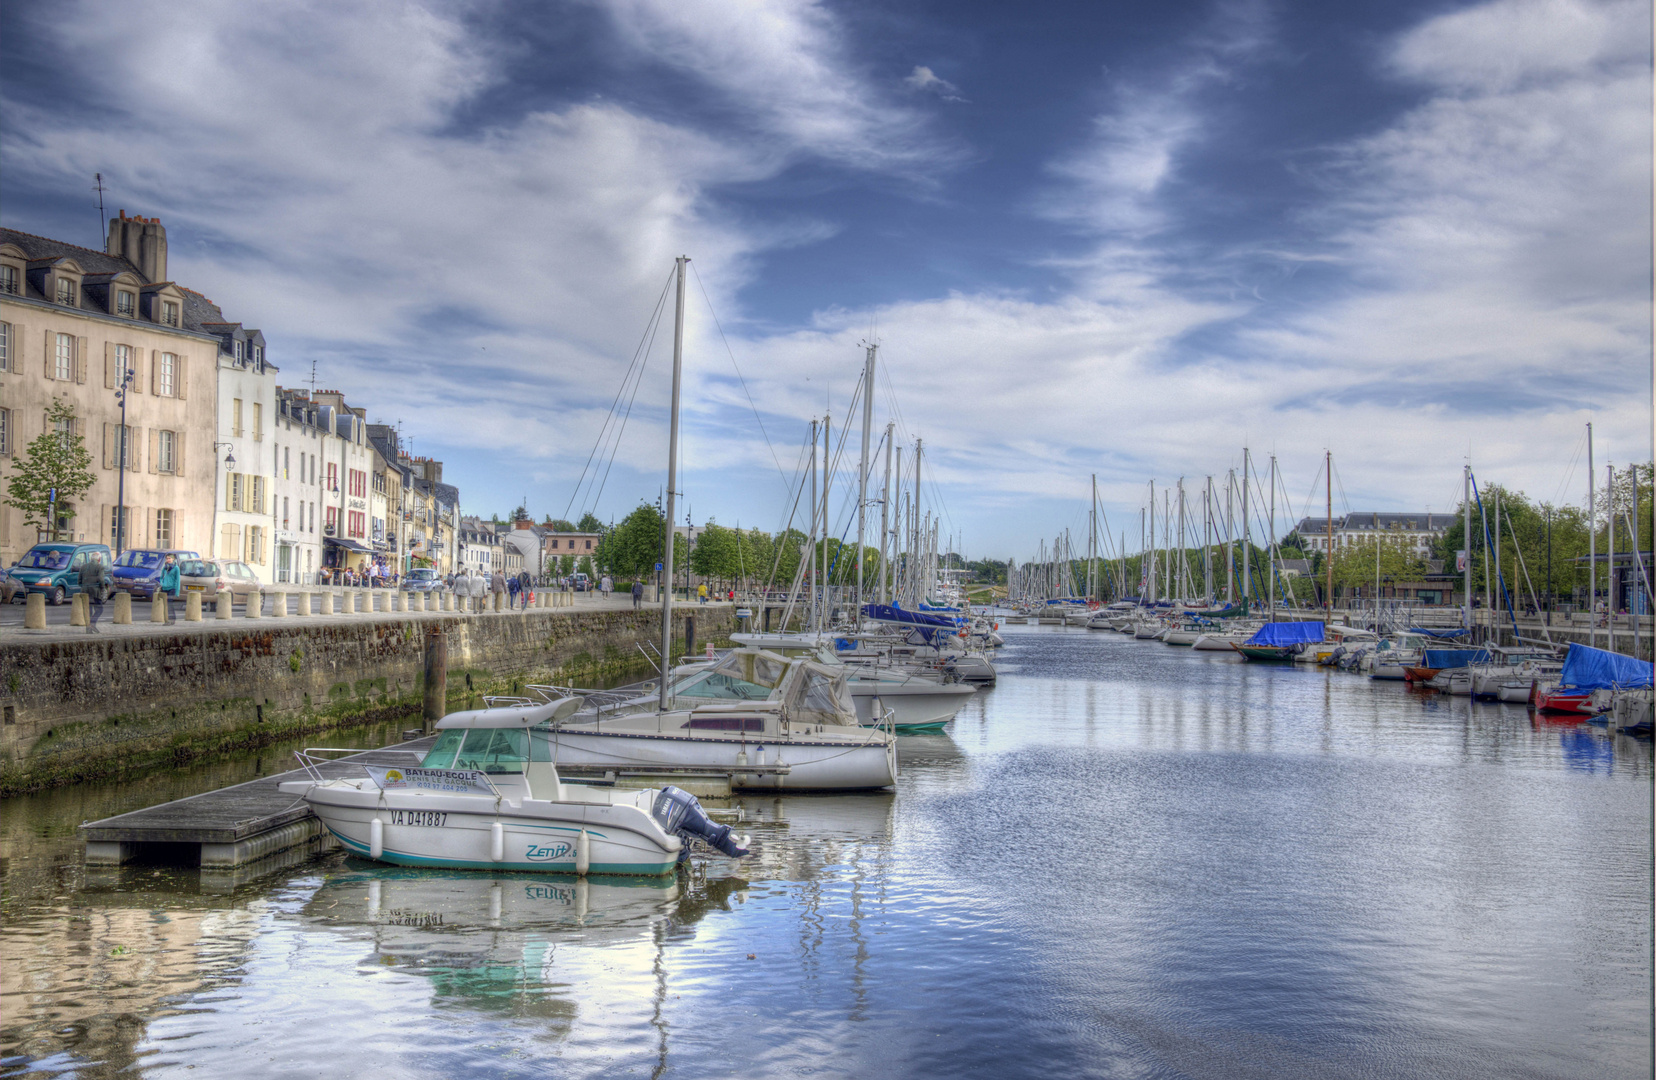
[1089,474,1098,601]
[856,344,876,629]
[1204,476,1213,605]
[1463,463,1472,635]
[1587,424,1595,648]
[1225,470,1234,604]
[808,419,819,631]
[1324,450,1333,616]
[1268,455,1278,622]
[1241,450,1251,610]
[658,256,688,710]
[880,421,894,604]
[1606,462,1615,653]
[912,438,923,607]
[821,414,831,630]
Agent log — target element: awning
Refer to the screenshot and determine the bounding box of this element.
[325,536,373,554]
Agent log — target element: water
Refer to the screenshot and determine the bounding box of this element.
[2,625,1649,1078]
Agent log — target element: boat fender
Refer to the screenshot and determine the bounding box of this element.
[576,829,591,876]
[369,817,384,861]
[490,821,505,862]
[651,785,749,858]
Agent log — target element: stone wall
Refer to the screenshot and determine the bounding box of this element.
[0,606,737,794]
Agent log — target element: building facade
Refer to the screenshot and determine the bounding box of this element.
[1,219,218,562]
[1293,512,1454,558]
[203,308,278,580]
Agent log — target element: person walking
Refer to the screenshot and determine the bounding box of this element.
[697,582,708,605]
[507,573,520,608]
[600,574,613,600]
[159,553,182,623]
[491,568,507,610]
[631,579,643,609]
[517,570,532,608]
[80,553,106,632]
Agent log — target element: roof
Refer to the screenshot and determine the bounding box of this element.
[2,227,141,278]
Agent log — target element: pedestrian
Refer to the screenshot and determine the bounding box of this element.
[517,570,531,608]
[698,581,708,604]
[80,553,106,632]
[491,568,507,609]
[631,579,643,609]
[508,574,521,607]
[159,553,182,623]
[600,574,613,599]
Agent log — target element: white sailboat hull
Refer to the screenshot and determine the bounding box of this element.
[848,679,977,727]
[543,728,896,790]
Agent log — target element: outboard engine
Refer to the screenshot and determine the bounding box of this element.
[651,786,749,859]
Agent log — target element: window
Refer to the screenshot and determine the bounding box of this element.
[0,321,9,371]
[55,277,76,305]
[310,502,317,533]
[233,340,243,361]
[0,265,16,295]
[115,344,132,386]
[247,525,263,565]
[161,300,179,327]
[55,333,74,380]
[109,506,129,548]
[253,403,262,442]
[155,508,173,547]
[232,398,243,437]
[252,475,265,514]
[326,462,338,491]
[117,290,135,317]
[348,469,366,498]
[252,345,263,364]
[348,511,366,538]
[283,497,290,530]
[229,473,243,512]
[113,424,133,470]
[0,407,9,456]
[158,430,176,474]
[283,447,290,479]
[159,353,176,396]
[325,507,338,533]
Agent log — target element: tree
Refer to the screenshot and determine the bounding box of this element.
[510,504,528,522]
[597,502,665,578]
[6,399,96,541]
[576,511,604,534]
[1328,529,1429,596]
[577,555,595,579]
[545,518,576,533]
[558,554,575,576]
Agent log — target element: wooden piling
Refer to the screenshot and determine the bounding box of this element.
[423,625,447,734]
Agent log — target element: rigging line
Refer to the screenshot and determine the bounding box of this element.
[1330,457,1352,517]
[1550,425,1590,508]
[561,268,674,522]
[588,293,669,516]
[688,262,788,488]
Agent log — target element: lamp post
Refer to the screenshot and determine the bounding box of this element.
[113,367,134,557]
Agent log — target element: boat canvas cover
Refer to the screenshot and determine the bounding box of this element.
[1244,622,1324,647]
[1408,627,1471,639]
[861,604,962,628]
[1559,643,1654,690]
[1423,649,1490,670]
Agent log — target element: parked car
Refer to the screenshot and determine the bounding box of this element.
[112,548,202,600]
[404,568,445,592]
[177,559,262,604]
[7,543,115,605]
[572,572,590,592]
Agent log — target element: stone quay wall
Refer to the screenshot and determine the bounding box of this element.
[0,605,738,795]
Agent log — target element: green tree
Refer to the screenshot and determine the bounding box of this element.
[510,504,527,521]
[1328,529,1429,596]
[577,555,595,579]
[597,502,666,578]
[558,554,575,576]
[576,511,604,534]
[545,518,576,533]
[5,399,96,541]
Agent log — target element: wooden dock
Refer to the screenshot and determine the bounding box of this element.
[80,735,437,869]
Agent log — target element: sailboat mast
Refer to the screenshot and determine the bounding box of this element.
[808,419,819,632]
[1586,423,1595,649]
[1268,455,1278,622]
[1241,449,1251,610]
[658,256,688,710]
[1324,450,1333,616]
[1089,474,1098,600]
[821,414,831,630]
[1463,463,1472,636]
[1225,470,1234,604]
[857,344,876,629]
[880,421,894,604]
[1204,476,1213,605]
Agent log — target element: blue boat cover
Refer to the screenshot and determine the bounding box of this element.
[1559,643,1654,690]
[1423,648,1489,669]
[861,603,963,628]
[1244,621,1324,646]
[1408,627,1470,639]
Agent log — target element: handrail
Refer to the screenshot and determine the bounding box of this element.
[293,745,423,782]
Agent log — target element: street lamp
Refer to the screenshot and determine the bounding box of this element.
[114,366,134,557]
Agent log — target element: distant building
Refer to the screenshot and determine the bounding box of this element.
[1293,512,1454,559]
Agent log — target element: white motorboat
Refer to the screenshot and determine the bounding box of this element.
[727,633,979,730]
[279,701,749,876]
[542,648,898,790]
[1191,631,1250,651]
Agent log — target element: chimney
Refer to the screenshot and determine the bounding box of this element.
[107,211,168,283]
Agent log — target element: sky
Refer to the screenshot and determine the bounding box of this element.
[2,0,1650,561]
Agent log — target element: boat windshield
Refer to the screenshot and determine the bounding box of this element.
[420,729,465,768]
[454,728,527,774]
[672,652,787,701]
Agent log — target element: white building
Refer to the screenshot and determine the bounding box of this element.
[273,388,327,583]
[202,310,278,581]
[1294,512,1454,559]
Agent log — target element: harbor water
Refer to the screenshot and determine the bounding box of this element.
[2,623,1650,1079]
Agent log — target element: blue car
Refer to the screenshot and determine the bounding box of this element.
[7,543,115,605]
[112,548,201,601]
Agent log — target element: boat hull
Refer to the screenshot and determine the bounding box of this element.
[544,728,896,790]
[1232,644,1296,662]
[300,783,681,876]
[849,679,977,730]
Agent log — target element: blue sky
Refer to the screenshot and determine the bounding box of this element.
[2,0,1649,559]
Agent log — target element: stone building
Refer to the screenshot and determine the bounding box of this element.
[0,216,219,561]
[1293,512,1455,559]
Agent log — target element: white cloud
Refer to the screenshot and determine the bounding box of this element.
[903,66,965,103]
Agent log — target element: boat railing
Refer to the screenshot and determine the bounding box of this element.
[293,746,424,784]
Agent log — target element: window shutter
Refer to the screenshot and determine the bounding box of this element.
[44,330,53,379]
[149,429,159,474]
[75,337,87,383]
[150,350,159,394]
[173,431,185,475]
[102,422,115,470]
[130,346,143,393]
[176,355,187,399]
[129,425,142,473]
[104,342,115,388]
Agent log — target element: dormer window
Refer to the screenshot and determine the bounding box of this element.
[252,345,263,364]
[55,277,76,305]
[234,340,244,361]
[117,290,135,317]
[0,265,17,295]
[161,300,179,327]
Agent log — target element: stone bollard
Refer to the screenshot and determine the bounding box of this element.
[322,592,336,615]
[247,588,262,618]
[216,592,232,619]
[292,591,307,616]
[69,593,89,626]
[150,593,167,623]
[112,591,133,625]
[494,592,504,613]
[389,592,401,613]
[185,592,203,621]
[424,592,435,612]
[440,592,451,612]
[25,592,47,629]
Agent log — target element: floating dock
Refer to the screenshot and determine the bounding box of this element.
[80,736,436,869]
